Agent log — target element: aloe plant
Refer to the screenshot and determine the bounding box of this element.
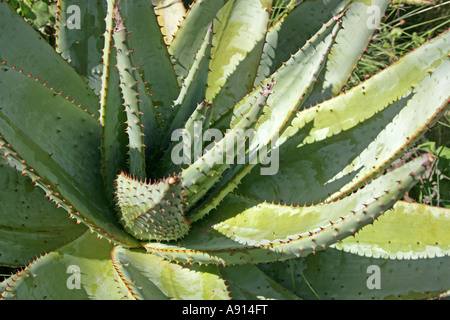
[0,0,449,300]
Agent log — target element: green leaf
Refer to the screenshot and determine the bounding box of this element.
[55,0,106,95]
[260,247,450,300]
[0,66,139,247]
[332,201,450,259]
[163,23,213,139]
[112,247,230,300]
[220,264,300,300]
[169,0,228,82]
[1,232,127,300]
[100,0,128,202]
[181,80,275,212]
[0,2,99,116]
[151,0,186,45]
[117,0,179,123]
[257,201,450,299]
[206,0,272,120]
[212,9,341,131]
[0,161,86,267]
[306,0,391,104]
[112,3,147,179]
[30,1,54,27]
[254,0,348,85]
[213,156,429,248]
[158,24,214,173]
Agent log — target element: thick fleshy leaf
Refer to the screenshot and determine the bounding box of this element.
[112,247,230,300]
[160,22,214,156]
[0,66,139,247]
[212,9,341,131]
[0,161,86,267]
[259,248,450,300]
[112,3,147,179]
[144,155,429,265]
[212,157,430,248]
[55,0,106,95]
[0,232,126,300]
[0,2,99,116]
[117,0,179,124]
[220,264,300,300]
[181,80,276,212]
[254,0,348,85]
[332,201,450,259]
[306,0,390,104]
[151,0,185,45]
[206,0,272,120]
[236,30,450,206]
[259,201,450,299]
[256,0,389,102]
[100,0,128,201]
[169,0,228,82]
[1,0,448,302]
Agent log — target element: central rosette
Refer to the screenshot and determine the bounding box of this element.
[115,173,189,241]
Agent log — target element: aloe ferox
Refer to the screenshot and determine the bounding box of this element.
[0,0,449,300]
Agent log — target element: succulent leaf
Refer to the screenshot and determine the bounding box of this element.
[220,264,300,300]
[259,200,450,299]
[261,247,450,300]
[205,0,272,120]
[180,79,276,212]
[160,23,214,154]
[55,0,106,95]
[0,66,139,247]
[0,1,99,116]
[306,0,391,103]
[0,160,86,267]
[100,0,128,201]
[115,0,179,124]
[151,0,186,45]
[255,0,348,85]
[213,8,341,130]
[332,200,450,259]
[112,246,230,300]
[180,17,342,217]
[178,14,344,220]
[168,0,228,83]
[112,2,147,179]
[0,232,126,300]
